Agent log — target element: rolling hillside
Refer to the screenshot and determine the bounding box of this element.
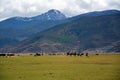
[1,10,120,53]
[0,9,66,48]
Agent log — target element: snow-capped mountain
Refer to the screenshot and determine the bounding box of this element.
[0,9,67,48]
[12,9,66,22]
[0,9,120,53]
[0,9,66,29]
[32,9,66,21]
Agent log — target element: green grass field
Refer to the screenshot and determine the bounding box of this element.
[0,54,120,80]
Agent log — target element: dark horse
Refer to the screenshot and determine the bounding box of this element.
[34,53,43,56]
[66,51,77,56]
[0,53,6,57]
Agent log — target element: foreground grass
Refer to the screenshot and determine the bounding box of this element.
[0,54,120,80]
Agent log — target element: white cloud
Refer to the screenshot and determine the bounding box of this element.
[0,0,120,21]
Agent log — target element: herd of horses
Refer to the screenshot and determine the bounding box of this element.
[0,53,15,57]
[66,51,89,57]
[34,53,44,56]
[32,51,90,57]
[0,51,96,57]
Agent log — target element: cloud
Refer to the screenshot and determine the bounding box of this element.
[0,0,120,21]
[108,0,120,9]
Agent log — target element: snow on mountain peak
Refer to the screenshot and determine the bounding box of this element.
[33,9,66,21]
[15,17,33,21]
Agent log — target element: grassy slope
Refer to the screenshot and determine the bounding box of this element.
[6,14,120,53]
[0,54,120,80]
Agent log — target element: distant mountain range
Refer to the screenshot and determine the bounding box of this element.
[0,9,67,48]
[0,9,120,53]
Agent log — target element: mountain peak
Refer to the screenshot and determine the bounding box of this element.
[47,9,60,13]
[47,9,63,15]
[33,9,66,21]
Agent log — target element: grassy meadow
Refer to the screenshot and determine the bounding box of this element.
[0,53,120,80]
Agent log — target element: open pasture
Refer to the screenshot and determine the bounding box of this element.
[0,53,120,80]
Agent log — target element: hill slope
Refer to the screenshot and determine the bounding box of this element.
[1,10,120,53]
[0,9,66,48]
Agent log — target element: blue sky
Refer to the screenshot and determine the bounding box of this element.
[0,0,120,21]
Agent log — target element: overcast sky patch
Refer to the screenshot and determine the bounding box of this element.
[0,0,120,21]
